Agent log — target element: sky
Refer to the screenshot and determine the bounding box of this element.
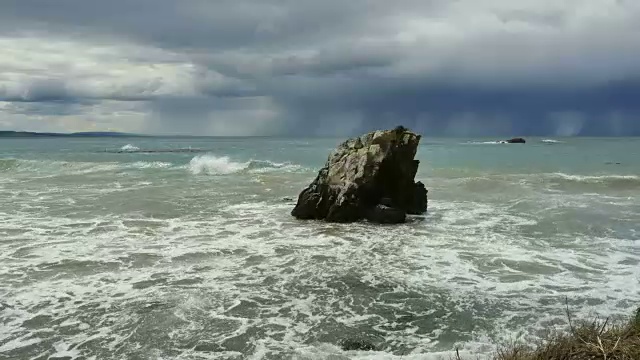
[1,0,639,136]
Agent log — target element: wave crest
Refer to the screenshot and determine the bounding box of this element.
[551,173,639,185]
[120,144,140,152]
[466,141,509,145]
[188,154,302,175]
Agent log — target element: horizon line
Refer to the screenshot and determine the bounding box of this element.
[1,130,639,139]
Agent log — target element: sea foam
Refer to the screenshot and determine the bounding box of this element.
[551,173,640,184]
[120,144,140,152]
[466,141,509,145]
[188,154,302,175]
[1,158,175,176]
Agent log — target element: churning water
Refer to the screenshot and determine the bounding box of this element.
[1,137,639,359]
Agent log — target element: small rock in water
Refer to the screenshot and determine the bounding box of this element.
[339,338,378,351]
[505,137,526,144]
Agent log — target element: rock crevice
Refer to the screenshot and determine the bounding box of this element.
[291,126,428,223]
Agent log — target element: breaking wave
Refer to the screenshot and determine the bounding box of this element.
[550,173,640,185]
[2,156,304,177]
[188,154,303,175]
[541,139,561,144]
[466,141,509,145]
[120,144,140,152]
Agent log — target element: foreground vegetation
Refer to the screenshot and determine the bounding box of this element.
[459,307,640,360]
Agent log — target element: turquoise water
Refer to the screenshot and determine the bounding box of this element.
[1,137,639,359]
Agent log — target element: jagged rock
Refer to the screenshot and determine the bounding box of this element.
[365,205,406,224]
[506,137,526,144]
[409,181,428,215]
[291,126,428,223]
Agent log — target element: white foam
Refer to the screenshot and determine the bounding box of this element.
[188,155,248,175]
[1,199,638,358]
[2,159,639,359]
[0,335,43,353]
[50,341,81,360]
[551,173,640,183]
[465,141,503,145]
[127,161,173,169]
[292,343,489,360]
[120,144,140,152]
[541,139,561,144]
[188,154,302,175]
[5,158,178,177]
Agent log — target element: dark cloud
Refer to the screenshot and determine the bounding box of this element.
[1,0,640,135]
[1,79,70,103]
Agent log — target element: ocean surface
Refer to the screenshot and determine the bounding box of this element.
[1,136,639,360]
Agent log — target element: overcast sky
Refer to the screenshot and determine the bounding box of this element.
[1,0,639,136]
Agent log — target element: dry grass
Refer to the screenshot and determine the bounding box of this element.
[456,305,640,360]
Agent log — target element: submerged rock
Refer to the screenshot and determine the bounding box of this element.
[339,338,378,351]
[291,126,428,223]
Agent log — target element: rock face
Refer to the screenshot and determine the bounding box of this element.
[291,126,428,223]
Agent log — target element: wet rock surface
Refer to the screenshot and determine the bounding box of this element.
[291,126,428,223]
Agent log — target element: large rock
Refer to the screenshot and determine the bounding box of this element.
[291,126,428,223]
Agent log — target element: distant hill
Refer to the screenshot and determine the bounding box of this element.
[0,131,142,138]
[69,132,141,137]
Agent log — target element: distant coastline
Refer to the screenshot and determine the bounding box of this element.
[0,131,143,138]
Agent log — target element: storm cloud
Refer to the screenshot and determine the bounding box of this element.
[1,0,639,135]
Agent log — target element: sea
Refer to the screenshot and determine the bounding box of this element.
[0,136,639,360]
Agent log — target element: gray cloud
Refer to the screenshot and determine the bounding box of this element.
[1,0,639,135]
